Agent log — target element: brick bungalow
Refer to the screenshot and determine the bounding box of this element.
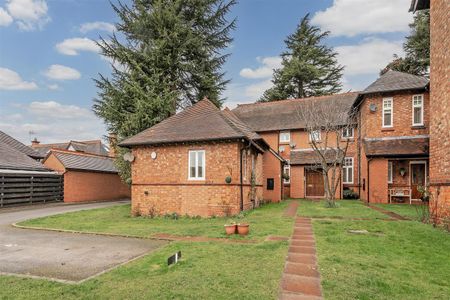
[411,0,450,220]
[43,149,130,203]
[120,99,283,217]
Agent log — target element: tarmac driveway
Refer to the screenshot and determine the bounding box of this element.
[0,201,167,283]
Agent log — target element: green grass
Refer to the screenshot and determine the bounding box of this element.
[0,241,288,300]
[19,201,293,241]
[373,203,426,221]
[297,199,389,219]
[298,200,450,300]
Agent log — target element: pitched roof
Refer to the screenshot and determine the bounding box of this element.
[363,136,429,157]
[0,142,48,171]
[362,70,429,95]
[232,92,359,132]
[50,150,118,173]
[290,149,343,165]
[120,99,265,148]
[0,131,44,159]
[33,140,109,157]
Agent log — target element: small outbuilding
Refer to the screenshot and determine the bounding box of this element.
[43,149,130,203]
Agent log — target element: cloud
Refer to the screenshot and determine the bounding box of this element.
[239,56,282,79]
[311,0,413,37]
[5,0,50,31]
[0,67,38,90]
[0,8,13,26]
[336,38,404,76]
[26,101,93,119]
[55,37,100,56]
[0,101,106,144]
[43,64,81,80]
[80,21,115,33]
[47,83,59,90]
[244,79,273,99]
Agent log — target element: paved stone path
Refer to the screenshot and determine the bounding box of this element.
[279,217,323,300]
[284,201,300,217]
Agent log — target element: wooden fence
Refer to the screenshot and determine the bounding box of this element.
[0,173,64,207]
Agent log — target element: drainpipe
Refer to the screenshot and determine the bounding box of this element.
[367,158,372,203]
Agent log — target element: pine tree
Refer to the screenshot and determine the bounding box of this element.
[259,14,343,102]
[382,10,430,76]
[93,0,236,183]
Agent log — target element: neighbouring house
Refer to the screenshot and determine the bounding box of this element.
[410,0,450,221]
[0,131,63,206]
[233,92,359,200]
[120,99,282,217]
[355,70,430,204]
[31,139,110,158]
[42,149,130,203]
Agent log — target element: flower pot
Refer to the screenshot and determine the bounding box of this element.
[224,224,236,235]
[237,223,249,235]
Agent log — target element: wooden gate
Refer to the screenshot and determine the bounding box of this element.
[0,173,64,207]
[305,169,324,197]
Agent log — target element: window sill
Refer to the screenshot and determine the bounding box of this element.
[411,125,426,129]
[381,128,394,132]
[342,138,355,142]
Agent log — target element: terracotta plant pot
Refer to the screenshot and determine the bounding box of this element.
[237,223,250,235]
[224,224,236,235]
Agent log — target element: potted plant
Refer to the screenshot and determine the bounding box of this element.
[237,223,250,235]
[224,220,236,235]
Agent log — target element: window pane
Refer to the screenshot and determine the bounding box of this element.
[414,107,422,124]
[343,169,348,183]
[384,111,392,126]
[189,151,196,178]
[197,152,204,178]
[348,169,353,183]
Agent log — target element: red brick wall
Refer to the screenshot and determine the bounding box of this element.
[259,132,282,202]
[64,171,130,203]
[429,0,450,221]
[290,166,304,198]
[367,158,388,203]
[360,91,430,139]
[131,141,263,217]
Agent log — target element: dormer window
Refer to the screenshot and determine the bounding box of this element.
[309,130,321,142]
[279,131,290,143]
[412,94,424,126]
[382,98,393,128]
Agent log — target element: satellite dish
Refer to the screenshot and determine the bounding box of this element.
[369,103,377,112]
[123,152,135,162]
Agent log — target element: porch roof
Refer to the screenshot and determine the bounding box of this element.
[364,136,429,157]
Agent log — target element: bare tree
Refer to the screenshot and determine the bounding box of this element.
[297,98,357,207]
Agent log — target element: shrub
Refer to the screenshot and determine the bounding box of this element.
[343,189,359,199]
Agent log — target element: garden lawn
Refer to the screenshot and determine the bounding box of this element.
[373,203,426,221]
[18,202,293,241]
[0,241,288,300]
[300,201,450,300]
[298,199,389,219]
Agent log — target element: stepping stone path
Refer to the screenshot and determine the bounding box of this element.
[279,217,323,300]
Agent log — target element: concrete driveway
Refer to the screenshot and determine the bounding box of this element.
[0,201,167,283]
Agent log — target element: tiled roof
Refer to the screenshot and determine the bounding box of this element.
[290,149,343,165]
[33,140,109,156]
[52,150,118,173]
[0,142,48,171]
[363,136,429,157]
[120,99,265,148]
[362,70,429,94]
[0,131,44,159]
[232,92,359,132]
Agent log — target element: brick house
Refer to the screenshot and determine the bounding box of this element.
[120,99,281,217]
[411,0,450,220]
[31,139,109,158]
[355,70,430,204]
[43,149,130,203]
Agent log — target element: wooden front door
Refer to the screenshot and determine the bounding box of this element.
[305,169,325,197]
[411,163,426,199]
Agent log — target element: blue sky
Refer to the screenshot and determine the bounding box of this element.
[0,0,414,144]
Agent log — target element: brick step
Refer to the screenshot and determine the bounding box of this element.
[287,253,317,265]
[289,246,316,254]
[279,292,323,300]
[281,274,322,297]
[290,240,315,247]
[284,262,320,277]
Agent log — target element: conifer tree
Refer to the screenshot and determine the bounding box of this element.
[260,14,343,102]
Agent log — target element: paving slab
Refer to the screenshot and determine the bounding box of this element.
[281,274,322,296]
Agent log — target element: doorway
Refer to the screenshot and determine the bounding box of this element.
[305,168,325,198]
[410,161,426,200]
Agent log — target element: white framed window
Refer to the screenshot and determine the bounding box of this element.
[188,150,205,180]
[412,94,424,126]
[342,127,354,138]
[382,98,393,128]
[309,130,321,142]
[343,157,353,184]
[279,131,290,143]
[388,161,393,183]
[283,163,290,184]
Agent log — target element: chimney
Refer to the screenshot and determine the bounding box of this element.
[31,138,40,147]
[108,133,117,157]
